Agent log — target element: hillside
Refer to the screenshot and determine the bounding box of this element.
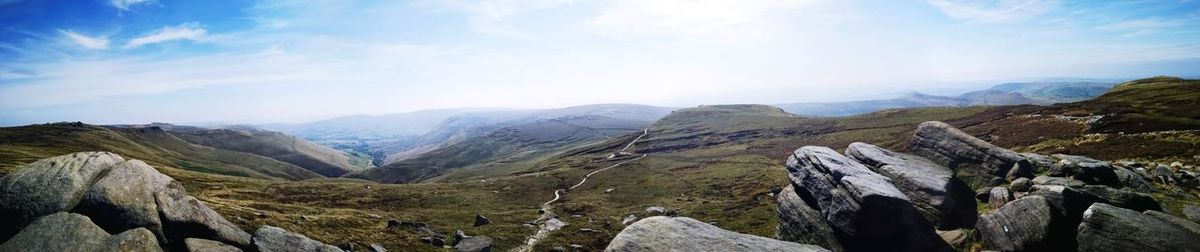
[348,114,651,183]
[381,104,674,164]
[260,108,488,165]
[776,81,1115,117]
[987,81,1116,102]
[163,126,372,177]
[0,123,322,180]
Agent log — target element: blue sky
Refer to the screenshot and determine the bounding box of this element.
[1,0,1198,126]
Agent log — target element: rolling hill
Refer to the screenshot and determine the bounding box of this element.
[775,81,1115,117]
[160,125,373,177]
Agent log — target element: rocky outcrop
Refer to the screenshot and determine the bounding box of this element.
[0,212,162,252]
[251,226,341,252]
[604,216,829,252]
[786,146,951,252]
[0,152,124,241]
[1077,203,1200,252]
[975,196,1066,251]
[0,152,335,252]
[844,142,976,230]
[1050,154,1121,187]
[1077,185,1162,212]
[1113,166,1155,192]
[1031,176,1085,187]
[776,185,843,252]
[453,236,492,252]
[906,121,1033,188]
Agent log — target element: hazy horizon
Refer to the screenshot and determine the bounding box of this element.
[3,0,1199,126]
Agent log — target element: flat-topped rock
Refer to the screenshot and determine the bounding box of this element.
[604,216,829,252]
[845,142,976,230]
[906,121,1032,188]
[787,146,950,252]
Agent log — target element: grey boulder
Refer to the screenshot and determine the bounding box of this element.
[0,152,124,240]
[604,216,828,252]
[844,142,977,230]
[787,146,950,252]
[975,196,1065,252]
[776,184,843,252]
[1050,154,1120,187]
[1031,176,1084,187]
[0,212,162,252]
[74,159,174,245]
[184,238,242,252]
[906,121,1032,188]
[156,182,253,248]
[1077,185,1162,212]
[1077,203,1200,252]
[251,226,341,252]
[987,187,1012,210]
[454,236,492,252]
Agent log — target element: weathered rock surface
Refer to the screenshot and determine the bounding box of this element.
[0,152,124,240]
[1077,203,1200,252]
[1031,176,1084,187]
[1183,205,1200,223]
[776,184,843,252]
[251,226,341,252]
[1009,177,1033,192]
[987,187,1012,210]
[844,142,977,230]
[1077,185,1162,212]
[975,196,1064,251]
[1113,166,1155,192]
[184,238,242,252]
[907,121,1033,188]
[787,146,951,252]
[1051,154,1121,187]
[604,216,829,252]
[454,236,492,252]
[156,182,253,248]
[0,212,162,252]
[74,159,174,245]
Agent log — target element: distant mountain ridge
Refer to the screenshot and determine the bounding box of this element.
[775,81,1116,117]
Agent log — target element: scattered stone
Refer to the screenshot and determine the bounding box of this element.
[366,213,381,219]
[644,206,666,215]
[975,196,1066,251]
[474,214,490,227]
[1077,203,1200,252]
[935,229,968,248]
[569,244,584,250]
[420,236,446,247]
[1031,175,1085,187]
[185,238,241,252]
[775,184,843,252]
[844,142,977,230]
[987,187,1012,210]
[0,212,163,252]
[786,146,951,252]
[453,230,470,245]
[1009,177,1033,192]
[1006,161,1034,181]
[1113,166,1155,192]
[251,226,341,252]
[622,215,638,226]
[975,187,992,203]
[1020,153,1056,173]
[906,121,1033,188]
[604,216,828,252]
[368,244,387,252]
[1052,154,1121,187]
[605,188,614,193]
[550,246,565,252]
[1154,165,1175,183]
[454,236,492,252]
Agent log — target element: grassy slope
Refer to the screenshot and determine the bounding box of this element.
[0,123,322,180]
[172,128,371,177]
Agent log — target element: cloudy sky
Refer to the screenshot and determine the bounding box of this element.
[1,0,1198,125]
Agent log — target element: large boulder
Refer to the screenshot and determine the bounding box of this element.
[1077,203,1200,252]
[156,182,253,248]
[844,142,977,230]
[786,146,951,252]
[1031,176,1085,187]
[453,236,492,252]
[1077,185,1162,212]
[906,121,1033,188]
[0,212,162,252]
[0,152,124,240]
[1051,154,1121,187]
[975,196,1066,251]
[776,184,843,252]
[604,216,828,252]
[74,159,174,245]
[1113,166,1155,192]
[251,226,341,252]
[184,238,242,252]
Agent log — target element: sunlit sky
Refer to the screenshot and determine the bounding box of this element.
[1,0,1198,126]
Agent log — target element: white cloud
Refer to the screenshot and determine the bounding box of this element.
[110,0,152,11]
[59,30,110,50]
[926,0,1058,24]
[425,0,574,38]
[586,0,826,37]
[124,24,207,49]
[1096,18,1182,36]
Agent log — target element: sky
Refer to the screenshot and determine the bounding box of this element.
[1,0,1198,126]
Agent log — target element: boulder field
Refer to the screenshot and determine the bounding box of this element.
[0,152,338,252]
[607,120,1198,252]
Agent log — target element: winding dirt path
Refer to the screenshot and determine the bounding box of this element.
[514,128,649,252]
